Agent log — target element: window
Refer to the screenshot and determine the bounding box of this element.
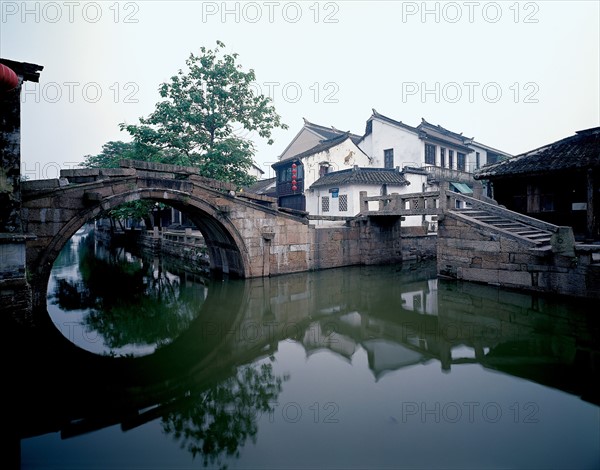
[440,148,446,167]
[487,153,500,164]
[475,152,480,169]
[320,165,329,177]
[339,194,348,212]
[322,196,330,212]
[425,143,436,165]
[457,152,466,171]
[448,150,454,169]
[384,149,394,169]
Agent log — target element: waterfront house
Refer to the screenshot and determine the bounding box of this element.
[357,109,510,182]
[271,111,511,215]
[474,126,600,241]
[307,166,410,221]
[272,123,371,211]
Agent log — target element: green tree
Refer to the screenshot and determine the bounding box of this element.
[120,40,287,187]
[81,140,136,168]
[82,141,158,226]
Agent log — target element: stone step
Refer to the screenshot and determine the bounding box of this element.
[493,223,527,228]
[525,233,552,239]
[512,230,546,235]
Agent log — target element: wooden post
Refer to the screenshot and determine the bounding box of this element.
[359,191,368,213]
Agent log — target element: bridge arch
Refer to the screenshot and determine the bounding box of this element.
[27,185,251,311]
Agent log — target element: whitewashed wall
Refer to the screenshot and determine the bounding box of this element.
[358,119,423,169]
[301,139,371,190]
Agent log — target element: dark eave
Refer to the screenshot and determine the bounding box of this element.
[0,58,43,82]
[310,166,410,188]
[272,133,356,168]
[474,126,600,180]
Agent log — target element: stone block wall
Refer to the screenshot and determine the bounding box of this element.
[438,213,600,299]
[309,226,361,270]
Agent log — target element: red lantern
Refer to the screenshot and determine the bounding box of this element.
[292,185,298,191]
[0,64,19,92]
[292,163,297,169]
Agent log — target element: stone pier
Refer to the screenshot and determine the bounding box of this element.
[0,59,43,321]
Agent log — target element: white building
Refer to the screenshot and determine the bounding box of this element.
[271,121,370,211]
[357,109,510,175]
[271,111,511,214]
[307,166,410,218]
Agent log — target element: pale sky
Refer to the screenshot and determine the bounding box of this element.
[1,1,598,180]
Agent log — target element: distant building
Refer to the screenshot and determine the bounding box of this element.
[248,162,265,180]
[245,176,277,198]
[475,126,600,240]
[271,111,511,216]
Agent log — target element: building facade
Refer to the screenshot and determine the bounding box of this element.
[270,111,511,215]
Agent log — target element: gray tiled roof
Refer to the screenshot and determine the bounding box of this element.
[274,133,355,167]
[368,109,419,134]
[304,119,362,144]
[246,177,276,195]
[310,167,410,188]
[417,119,473,151]
[474,127,600,179]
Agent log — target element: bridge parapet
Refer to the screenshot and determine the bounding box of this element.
[359,190,442,217]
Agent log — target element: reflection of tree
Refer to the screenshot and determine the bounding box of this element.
[162,363,285,469]
[49,232,207,352]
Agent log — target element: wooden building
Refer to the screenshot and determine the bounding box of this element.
[474,127,600,241]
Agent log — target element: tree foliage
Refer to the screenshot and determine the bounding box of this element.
[120,40,287,187]
[81,141,159,225]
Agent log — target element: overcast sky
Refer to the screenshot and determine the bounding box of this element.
[2,1,598,180]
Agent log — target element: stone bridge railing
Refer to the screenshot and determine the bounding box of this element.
[359,190,442,217]
[440,190,562,233]
[359,188,566,234]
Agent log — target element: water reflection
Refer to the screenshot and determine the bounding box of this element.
[47,228,209,356]
[7,233,599,468]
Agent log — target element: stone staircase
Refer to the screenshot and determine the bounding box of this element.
[451,207,554,249]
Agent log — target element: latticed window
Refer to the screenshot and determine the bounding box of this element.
[322,196,330,212]
[339,194,348,212]
[425,144,436,165]
[457,152,466,171]
[384,149,394,169]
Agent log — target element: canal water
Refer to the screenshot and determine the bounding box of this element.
[10,228,600,469]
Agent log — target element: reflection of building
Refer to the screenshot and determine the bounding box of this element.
[475,127,600,240]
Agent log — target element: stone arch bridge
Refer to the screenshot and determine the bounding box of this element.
[18,159,600,313]
[21,160,402,310]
